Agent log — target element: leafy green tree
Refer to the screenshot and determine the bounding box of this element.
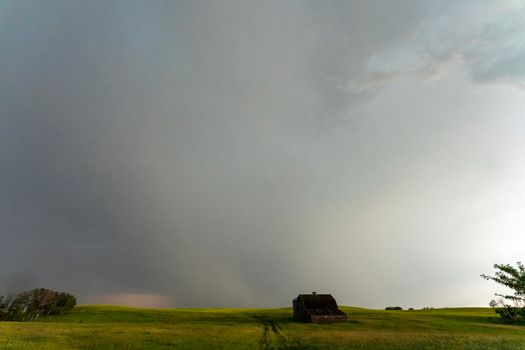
[481,262,525,323]
[0,288,76,321]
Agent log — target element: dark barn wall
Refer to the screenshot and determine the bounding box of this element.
[292,294,347,323]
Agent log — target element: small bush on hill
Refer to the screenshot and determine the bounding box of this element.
[385,306,403,310]
[0,288,76,321]
[491,303,525,323]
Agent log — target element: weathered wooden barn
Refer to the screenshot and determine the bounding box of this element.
[292,292,347,323]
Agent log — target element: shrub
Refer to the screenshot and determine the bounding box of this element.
[493,304,525,323]
[385,306,403,310]
[0,288,76,321]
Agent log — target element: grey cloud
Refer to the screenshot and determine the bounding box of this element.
[2,0,525,308]
[343,1,525,97]
[465,5,525,86]
[1,0,426,306]
[342,52,464,97]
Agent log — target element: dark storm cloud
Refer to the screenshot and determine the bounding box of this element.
[2,0,525,307]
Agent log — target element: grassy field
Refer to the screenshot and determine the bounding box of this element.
[0,305,524,349]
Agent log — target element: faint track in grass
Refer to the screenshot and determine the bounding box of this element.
[255,316,301,350]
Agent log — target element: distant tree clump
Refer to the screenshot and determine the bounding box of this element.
[0,288,76,321]
[385,306,403,310]
[481,262,525,323]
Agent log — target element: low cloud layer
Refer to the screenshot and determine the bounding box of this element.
[1,0,525,308]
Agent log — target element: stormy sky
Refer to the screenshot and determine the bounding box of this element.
[2,0,525,308]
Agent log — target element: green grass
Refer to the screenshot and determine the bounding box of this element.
[1,305,524,349]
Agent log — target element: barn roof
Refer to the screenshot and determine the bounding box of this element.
[295,294,339,310]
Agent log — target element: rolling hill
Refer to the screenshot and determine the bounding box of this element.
[1,305,524,349]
